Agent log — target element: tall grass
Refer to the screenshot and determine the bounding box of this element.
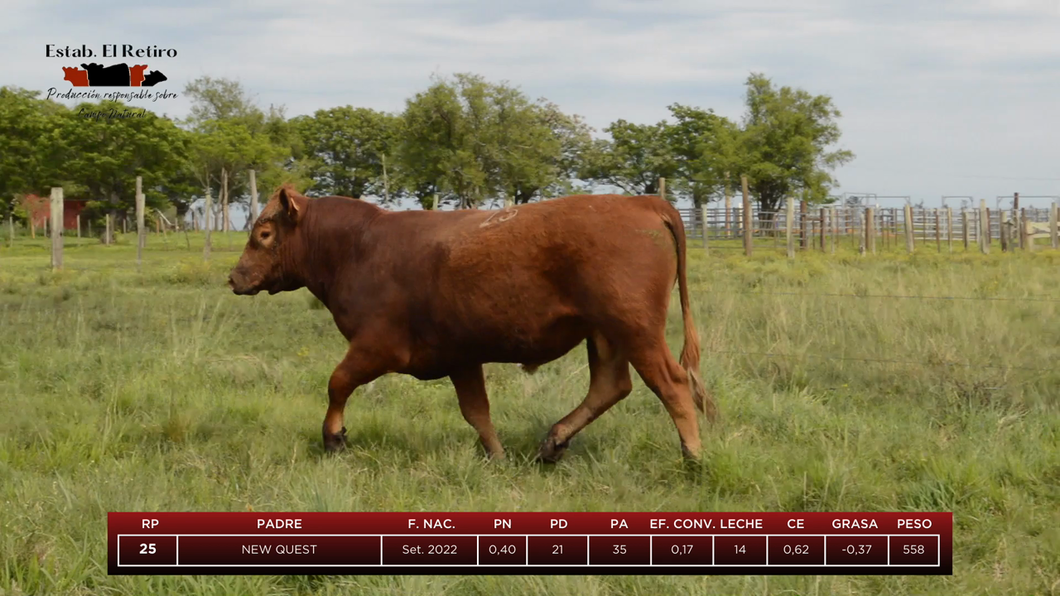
[0,235,1057,595]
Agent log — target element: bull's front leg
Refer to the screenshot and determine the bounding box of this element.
[322,343,390,453]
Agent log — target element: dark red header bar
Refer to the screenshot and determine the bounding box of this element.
[108,512,952,576]
[110,511,948,535]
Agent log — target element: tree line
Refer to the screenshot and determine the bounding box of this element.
[0,71,853,238]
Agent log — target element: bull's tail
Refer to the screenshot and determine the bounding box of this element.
[661,202,719,423]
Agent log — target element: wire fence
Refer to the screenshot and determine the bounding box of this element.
[678,200,1060,255]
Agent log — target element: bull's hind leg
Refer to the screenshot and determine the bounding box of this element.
[450,365,504,460]
[628,339,702,461]
[536,332,632,463]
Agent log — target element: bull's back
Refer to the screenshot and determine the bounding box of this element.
[382,195,680,361]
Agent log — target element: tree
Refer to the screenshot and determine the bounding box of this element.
[507,100,593,203]
[54,101,188,243]
[0,87,65,224]
[294,106,402,200]
[541,102,594,198]
[399,73,587,209]
[183,76,261,126]
[580,119,678,197]
[396,78,459,209]
[186,119,283,229]
[738,73,854,214]
[398,73,499,209]
[182,77,300,229]
[665,103,742,206]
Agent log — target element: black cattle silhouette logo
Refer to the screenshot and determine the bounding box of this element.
[142,69,167,86]
[63,62,167,87]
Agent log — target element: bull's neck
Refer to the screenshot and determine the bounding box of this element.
[291,198,379,306]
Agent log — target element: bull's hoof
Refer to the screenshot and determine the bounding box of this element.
[534,436,570,464]
[323,426,347,454]
[681,443,702,463]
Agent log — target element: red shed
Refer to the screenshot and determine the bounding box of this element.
[23,194,90,230]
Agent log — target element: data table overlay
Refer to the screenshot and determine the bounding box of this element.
[108,512,952,575]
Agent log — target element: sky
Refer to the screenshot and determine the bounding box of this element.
[3,0,1060,221]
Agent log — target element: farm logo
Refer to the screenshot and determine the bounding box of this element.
[44,44,179,113]
[62,63,168,87]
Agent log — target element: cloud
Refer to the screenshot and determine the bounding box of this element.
[3,0,1059,206]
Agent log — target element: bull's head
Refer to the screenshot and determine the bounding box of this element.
[228,185,307,296]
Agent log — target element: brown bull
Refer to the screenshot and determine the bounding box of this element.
[228,185,718,462]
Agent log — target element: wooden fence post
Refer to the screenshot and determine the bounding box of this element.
[799,200,808,250]
[1051,202,1059,250]
[934,208,941,253]
[76,214,81,239]
[1013,193,1021,250]
[903,204,914,254]
[221,167,230,234]
[819,208,826,252]
[1013,208,1021,251]
[946,207,953,252]
[962,209,969,250]
[136,175,145,267]
[249,168,260,226]
[658,177,666,202]
[857,209,866,255]
[701,205,709,254]
[865,207,876,254]
[979,200,990,254]
[724,172,731,238]
[1021,208,1032,252]
[741,175,752,257]
[979,206,987,246]
[786,197,795,259]
[6,212,13,247]
[1000,211,1010,252]
[829,207,837,254]
[50,187,63,271]
[203,184,212,261]
[106,213,112,246]
[156,210,169,246]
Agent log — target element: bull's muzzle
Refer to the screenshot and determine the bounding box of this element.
[227,271,259,295]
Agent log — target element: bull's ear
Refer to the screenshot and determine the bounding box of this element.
[278,186,303,223]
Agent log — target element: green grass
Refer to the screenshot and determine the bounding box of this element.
[1,232,1058,595]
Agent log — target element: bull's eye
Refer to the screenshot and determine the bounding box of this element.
[260,231,271,241]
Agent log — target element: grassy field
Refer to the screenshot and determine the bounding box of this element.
[1,231,1058,595]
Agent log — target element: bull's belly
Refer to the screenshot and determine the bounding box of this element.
[401,315,591,380]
